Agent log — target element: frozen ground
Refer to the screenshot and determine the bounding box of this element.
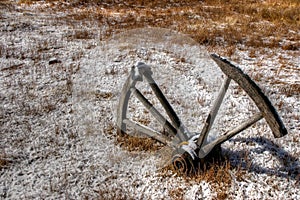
[0,3,299,199]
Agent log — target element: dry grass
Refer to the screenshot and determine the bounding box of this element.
[0,152,17,170]
[155,148,254,199]
[98,183,135,200]
[192,161,233,200]
[16,0,299,54]
[103,120,164,152]
[0,157,9,170]
[116,131,164,152]
[168,187,185,200]
[158,158,241,200]
[8,1,298,91]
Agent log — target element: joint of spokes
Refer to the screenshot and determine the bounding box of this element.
[171,144,223,175]
[131,62,152,82]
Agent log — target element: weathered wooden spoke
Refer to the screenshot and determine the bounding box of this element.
[196,76,231,149]
[141,70,189,141]
[123,119,171,145]
[198,112,263,158]
[130,87,178,137]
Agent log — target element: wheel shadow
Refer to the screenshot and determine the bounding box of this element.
[223,136,300,182]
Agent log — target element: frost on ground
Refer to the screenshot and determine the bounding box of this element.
[0,3,299,200]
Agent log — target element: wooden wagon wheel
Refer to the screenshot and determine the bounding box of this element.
[116,54,287,173]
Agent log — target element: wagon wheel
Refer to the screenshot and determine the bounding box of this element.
[116,54,288,173]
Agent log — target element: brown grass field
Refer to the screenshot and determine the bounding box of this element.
[15,0,300,52]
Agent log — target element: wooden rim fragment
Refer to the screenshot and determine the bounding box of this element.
[210,54,287,138]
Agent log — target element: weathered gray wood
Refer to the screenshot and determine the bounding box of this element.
[117,63,152,135]
[117,63,181,143]
[198,112,263,158]
[123,119,171,145]
[116,74,136,135]
[197,76,231,148]
[131,87,178,137]
[142,70,189,141]
[211,54,287,138]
